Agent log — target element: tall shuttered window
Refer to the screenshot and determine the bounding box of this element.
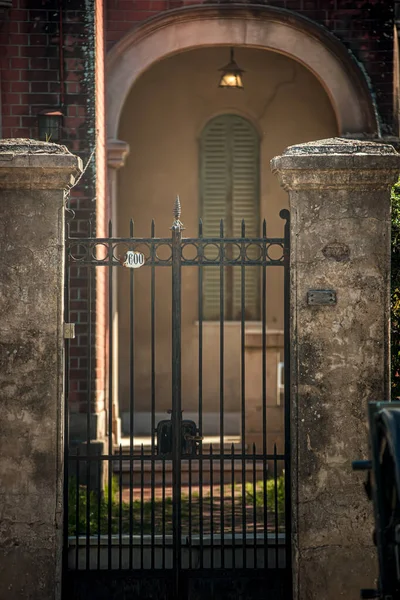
[200,114,260,321]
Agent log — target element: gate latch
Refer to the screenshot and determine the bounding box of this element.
[156,414,204,457]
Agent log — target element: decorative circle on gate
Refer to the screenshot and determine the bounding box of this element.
[155,243,172,263]
[91,242,109,262]
[202,243,221,263]
[266,242,284,262]
[112,242,130,264]
[69,243,88,262]
[181,243,198,262]
[245,243,263,262]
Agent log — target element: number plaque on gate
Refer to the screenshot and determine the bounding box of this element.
[123,250,145,269]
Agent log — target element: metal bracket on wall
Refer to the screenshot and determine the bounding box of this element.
[63,323,76,339]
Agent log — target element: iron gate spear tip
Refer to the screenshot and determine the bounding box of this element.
[172,195,184,229]
[173,195,181,220]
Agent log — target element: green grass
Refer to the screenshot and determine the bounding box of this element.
[67,474,285,536]
[245,475,285,523]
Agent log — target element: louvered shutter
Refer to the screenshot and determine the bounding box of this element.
[200,115,260,320]
[231,116,259,320]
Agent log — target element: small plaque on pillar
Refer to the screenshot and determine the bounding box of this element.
[307,289,336,306]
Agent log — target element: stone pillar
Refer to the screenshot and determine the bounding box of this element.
[271,138,400,599]
[0,140,82,600]
[107,138,129,441]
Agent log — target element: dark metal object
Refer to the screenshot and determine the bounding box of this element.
[156,417,202,456]
[307,289,336,306]
[63,200,292,599]
[353,402,400,600]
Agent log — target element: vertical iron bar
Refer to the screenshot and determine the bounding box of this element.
[274,444,279,569]
[86,234,93,571]
[252,443,257,568]
[231,443,236,570]
[108,219,114,570]
[118,445,123,569]
[75,448,80,571]
[262,219,268,569]
[151,219,156,571]
[162,456,166,569]
[198,218,204,569]
[63,246,71,581]
[281,209,292,575]
[209,444,214,570]
[141,444,144,569]
[171,198,183,597]
[189,456,192,569]
[241,219,246,569]
[97,450,101,569]
[219,219,225,568]
[129,218,135,570]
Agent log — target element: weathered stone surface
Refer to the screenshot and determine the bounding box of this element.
[0,141,82,600]
[0,138,82,189]
[0,138,71,154]
[271,138,400,600]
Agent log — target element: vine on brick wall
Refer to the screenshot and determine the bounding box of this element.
[392,181,400,398]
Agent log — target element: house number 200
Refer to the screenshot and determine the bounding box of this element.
[123,251,145,269]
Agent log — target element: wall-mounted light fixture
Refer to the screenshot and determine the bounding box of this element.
[218,48,244,90]
[37,109,63,142]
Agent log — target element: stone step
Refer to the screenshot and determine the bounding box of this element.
[115,435,243,454]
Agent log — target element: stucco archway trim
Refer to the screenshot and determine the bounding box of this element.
[106,4,379,139]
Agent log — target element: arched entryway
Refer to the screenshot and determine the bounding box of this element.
[106,4,378,141]
[115,45,338,447]
[106,8,378,445]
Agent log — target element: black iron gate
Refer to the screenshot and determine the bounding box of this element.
[63,199,292,600]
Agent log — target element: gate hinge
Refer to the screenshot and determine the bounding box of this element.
[64,323,76,339]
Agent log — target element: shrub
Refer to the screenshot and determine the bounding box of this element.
[245,474,285,524]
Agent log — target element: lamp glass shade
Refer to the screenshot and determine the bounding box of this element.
[218,48,244,90]
[218,71,244,89]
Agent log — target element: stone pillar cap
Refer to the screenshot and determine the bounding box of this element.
[280,137,397,156]
[271,137,400,190]
[0,138,83,189]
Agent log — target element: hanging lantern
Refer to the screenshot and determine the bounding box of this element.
[218,48,244,90]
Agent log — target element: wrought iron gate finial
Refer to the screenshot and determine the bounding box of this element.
[174,195,181,220]
[172,195,184,230]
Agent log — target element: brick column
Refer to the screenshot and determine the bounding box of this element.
[0,140,82,600]
[271,138,400,599]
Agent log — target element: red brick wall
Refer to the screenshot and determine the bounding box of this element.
[0,0,107,431]
[0,0,59,139]
[105,0,395,134]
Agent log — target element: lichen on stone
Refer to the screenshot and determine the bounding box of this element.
[0,139,71,155]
